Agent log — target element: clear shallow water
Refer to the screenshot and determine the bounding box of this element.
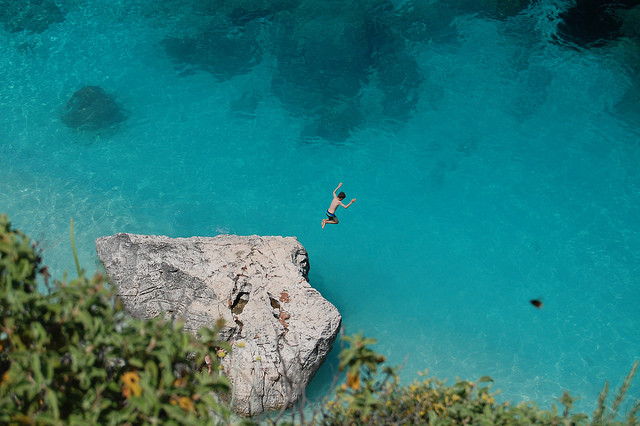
[2,0,639,414]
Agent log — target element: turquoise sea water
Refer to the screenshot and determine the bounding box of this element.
[2,0,639,414]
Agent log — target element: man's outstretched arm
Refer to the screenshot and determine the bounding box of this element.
[333,182,343,197]
[341,198,356,209]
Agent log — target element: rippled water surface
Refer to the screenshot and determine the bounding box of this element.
[2,0,639,413]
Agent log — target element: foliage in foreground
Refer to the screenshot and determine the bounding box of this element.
[0,214,232,425]
[314,332,640,426]
[2,213,639,425]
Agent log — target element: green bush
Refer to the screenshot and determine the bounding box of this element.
[0,214,232,425]
[315,334,640,426]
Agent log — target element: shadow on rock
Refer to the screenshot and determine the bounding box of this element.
[61,86,128,132]
[0,0,66,34]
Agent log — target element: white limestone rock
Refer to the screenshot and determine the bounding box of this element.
[95,233,341,416]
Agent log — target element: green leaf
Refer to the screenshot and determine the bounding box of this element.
[128,357,144,369]
[145,359,159,385]
[45,388,60,420]
[31,352,44,383]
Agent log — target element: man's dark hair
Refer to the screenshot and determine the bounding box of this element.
[338,191,346,200]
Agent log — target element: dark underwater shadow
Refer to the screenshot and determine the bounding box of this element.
[59,86,129,140]
[546,0,640,127]
[613,76,640,129]
[156,0,546,143]
[160,14,264,81]
[552,0,640,48]
[0,0,66,34]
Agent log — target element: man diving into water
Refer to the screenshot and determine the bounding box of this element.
[322,182,356,228]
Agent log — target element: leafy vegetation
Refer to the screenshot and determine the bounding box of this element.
[1,213,638,425]
[0,214,232,425]
[313,335,639,426]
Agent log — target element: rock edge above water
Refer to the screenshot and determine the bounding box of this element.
[95,233,342,416]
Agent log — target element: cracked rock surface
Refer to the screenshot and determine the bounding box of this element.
[95,233,341,416]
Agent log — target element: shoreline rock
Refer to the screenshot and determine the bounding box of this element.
[95,233,341,416]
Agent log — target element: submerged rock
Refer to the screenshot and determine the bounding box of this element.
[270,0,428,141]
[161,16,263,81]
[556,0,640,47]
[229,90,262,118]
[61,86,127,132]
[0,0,65,34]
[270,0,370,140]
[302,102,364,142]
[193,0,301,23]
[95,233,342,416]
[161,0,439,141]
[449,0,531,19]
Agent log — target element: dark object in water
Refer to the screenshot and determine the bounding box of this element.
[556,0,640,47]
[161,17,262,81]
[530,299,543,309]
[0,0,66,34]
[61,86,127,131]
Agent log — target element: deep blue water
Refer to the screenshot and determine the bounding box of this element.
[1,0,639,414]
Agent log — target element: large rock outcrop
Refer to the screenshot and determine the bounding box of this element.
[95,233,341,416]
